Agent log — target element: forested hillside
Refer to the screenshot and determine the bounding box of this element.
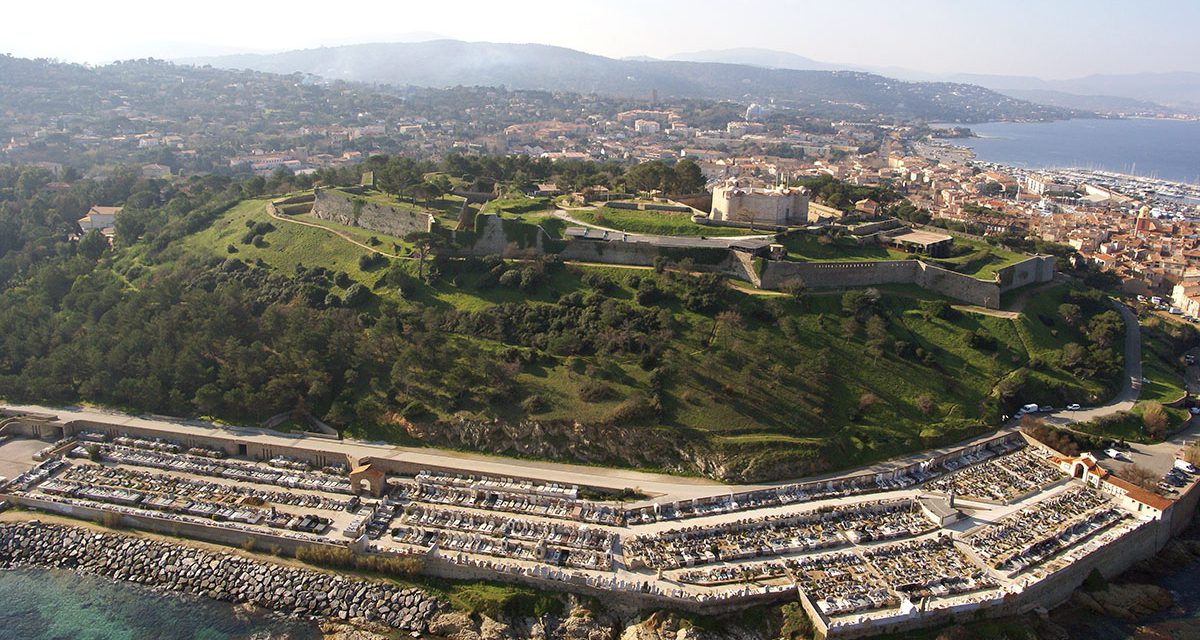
[0,164,1128,481]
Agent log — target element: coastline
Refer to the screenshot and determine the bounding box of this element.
[944,118,1200,186]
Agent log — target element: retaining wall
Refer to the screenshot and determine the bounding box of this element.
[997,255,1056,293]
[1,493,342,556]
[311,188,433,237]
[759,259,1004,308]
[452,214,546,259]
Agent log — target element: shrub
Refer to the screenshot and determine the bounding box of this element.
[579,381,614,402]
[295,545,423,577]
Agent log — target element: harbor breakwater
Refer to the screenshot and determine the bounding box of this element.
[0,520,444,633]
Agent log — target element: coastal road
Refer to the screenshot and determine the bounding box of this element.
[1043,300,1143,425]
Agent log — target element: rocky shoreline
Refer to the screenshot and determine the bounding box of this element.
[0,519,777,640]
[0,520,443,634]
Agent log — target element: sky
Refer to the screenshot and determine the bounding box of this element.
[4,0,1197,80]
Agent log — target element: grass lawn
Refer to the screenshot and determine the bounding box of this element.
[930,236,1027,280]
[1071,402,1190,444]
[573,207,759,237]
[777,231,1026,280]
[479,196,552,217]
[183,199,386,285]
[780,232,909,262]
[1140,316,1189,404]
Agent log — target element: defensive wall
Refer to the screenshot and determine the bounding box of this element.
[310,187,433,237]
[757,254,1054,309]
[299,187,1054,307]
[759,260,1004,308]
[996,255,1056,293]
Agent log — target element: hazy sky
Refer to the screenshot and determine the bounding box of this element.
[5,0,1197,79]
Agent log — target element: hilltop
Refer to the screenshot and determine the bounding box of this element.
[0,165,1142,482]
[182,40,1077,122]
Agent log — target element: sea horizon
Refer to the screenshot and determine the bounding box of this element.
[951,117,1200,186]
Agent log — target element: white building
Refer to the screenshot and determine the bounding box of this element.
[710,179,808,226]
[634,120,661,135]
[78,206,122,232]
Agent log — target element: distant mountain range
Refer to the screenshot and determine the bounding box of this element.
[668,48,1200,114]
[181,40,1074,123]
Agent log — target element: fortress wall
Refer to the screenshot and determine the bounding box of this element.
[997,255,1057,293]
[310,188,433,237]
[760,260,921,290]
[560,241,678,267]
[414,553,786,615]
[916,262,1003,308]
[453,214,546,259]
[759,259,1003,308]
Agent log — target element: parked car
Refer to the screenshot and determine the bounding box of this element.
[1105,448,1130,461]
[1067,403,1082,411]
[1190,407,1200,415]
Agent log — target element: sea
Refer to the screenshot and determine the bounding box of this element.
[955,118,1200,186]
[0,559,1198,640]
[0,567,321,640]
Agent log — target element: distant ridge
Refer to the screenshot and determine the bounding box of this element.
[181,40,1076,122]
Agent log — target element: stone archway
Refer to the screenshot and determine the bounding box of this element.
[349,463,385,497]
[1071,461,1088,479]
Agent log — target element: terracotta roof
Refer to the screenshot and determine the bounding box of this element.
[1104,476,1174,511]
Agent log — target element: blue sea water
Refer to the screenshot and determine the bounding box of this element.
[958,118,1200,186]
[0,568,320,640]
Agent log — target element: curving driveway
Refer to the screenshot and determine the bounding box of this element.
[1044,301,1143,426]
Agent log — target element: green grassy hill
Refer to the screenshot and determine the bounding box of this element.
[572,207,756,237]
[167,198,1117,480]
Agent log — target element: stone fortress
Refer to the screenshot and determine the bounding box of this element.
[292,187,1056,310]
[708,178,810,227]
[1,404,1197,639]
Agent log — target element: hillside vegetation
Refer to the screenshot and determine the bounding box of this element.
[0,168,1129,482]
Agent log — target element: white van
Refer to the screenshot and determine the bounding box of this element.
[1021,403,1040,414]
[1175,459,1197,474]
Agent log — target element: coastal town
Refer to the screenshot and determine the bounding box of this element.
[3,9,1200,640]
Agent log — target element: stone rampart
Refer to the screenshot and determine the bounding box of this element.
[759,259,1003,308]
[311,188,433,237]
[452,214,547,259]
[997,255,1056,293]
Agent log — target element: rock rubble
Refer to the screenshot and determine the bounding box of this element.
[0,521,443,632]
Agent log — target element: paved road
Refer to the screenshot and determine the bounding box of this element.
[1043,300,1142,426]
[1100,418,1199,478]
[0,402,737,503]
[553,209,773,241]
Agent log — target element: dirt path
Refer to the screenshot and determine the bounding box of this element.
[952,304,1020,319]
